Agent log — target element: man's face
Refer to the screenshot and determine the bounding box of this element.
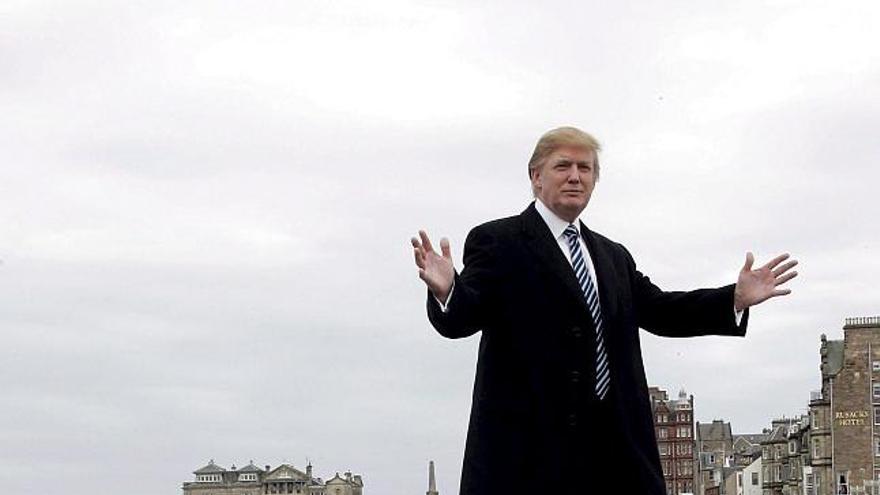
[531,146,597,222]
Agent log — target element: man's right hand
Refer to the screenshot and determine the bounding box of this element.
[411,230,454,304]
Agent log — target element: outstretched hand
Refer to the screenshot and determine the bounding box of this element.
[411,230,455,303]
[734,252,798,311]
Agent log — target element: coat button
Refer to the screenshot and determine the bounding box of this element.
[568,414,578,427]
[570,370,581,383]
[570,326,582,337]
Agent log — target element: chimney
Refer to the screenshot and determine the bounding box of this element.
[265,465,271,472]
[306,462,313,479]
[345,471,352,482]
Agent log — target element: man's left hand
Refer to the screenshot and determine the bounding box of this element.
[734,252,798,311]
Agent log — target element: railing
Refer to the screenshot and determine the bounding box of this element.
[844,316,880,327]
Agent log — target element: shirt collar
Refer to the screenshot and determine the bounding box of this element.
[534,198,582,241]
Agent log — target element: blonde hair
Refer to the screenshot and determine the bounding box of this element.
[528,127,601,195]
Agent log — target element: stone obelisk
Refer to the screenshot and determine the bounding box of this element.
[426,460,438,495]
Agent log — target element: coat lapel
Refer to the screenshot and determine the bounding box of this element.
[579,222,620,323]
[520,203,592,317]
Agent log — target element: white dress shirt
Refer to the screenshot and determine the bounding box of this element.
[533,198,600,292]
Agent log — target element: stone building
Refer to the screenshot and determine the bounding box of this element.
[182,460,363,495]
[753,315,880,495]
[733,434,766,469]
[811,316,880,495]
[760,419,791,495]
[697,420,735,495]
[732,433,766,495]
[650,386,697,495]
[759,415,812,495]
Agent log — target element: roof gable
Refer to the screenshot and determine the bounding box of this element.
[239,461,263,473]
[326,473,347,485]
[194,460,226,474]
[266,464,309,481]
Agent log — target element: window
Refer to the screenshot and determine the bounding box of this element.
[790,440,797,454]
[873,361,880,372]
[874,383,880,401]
[806,473,815,495]
[752,472,759,485]
[875,406,880,426]
[838,472,849,494]
[658,428,668,439]
[814,438,822,458]
[681,460,692,475]
[660,444,669,455]
[875,437,880,456]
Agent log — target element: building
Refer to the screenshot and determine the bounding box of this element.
[651,386,697,494]
[753,315,880,495]
[655,314,880,495]
[740,456,763,495]
[697,419,735,495]
[182,460,363,495]
[732,433,766,495]
[811,316,880,494]
[760,419,790,495]
[732,434,766,469]
[759,415,813,495]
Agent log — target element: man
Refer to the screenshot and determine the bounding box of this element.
[411,126,797,494]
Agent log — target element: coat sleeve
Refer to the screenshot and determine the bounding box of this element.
[623,245,749,338]
[426,224,500,339]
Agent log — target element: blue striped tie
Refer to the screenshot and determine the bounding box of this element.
[563,224,610,401]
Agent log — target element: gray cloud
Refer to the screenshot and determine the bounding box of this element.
[2,1,879,494]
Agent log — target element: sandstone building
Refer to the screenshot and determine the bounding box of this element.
[182,460,363,495]
[809,316,880,494]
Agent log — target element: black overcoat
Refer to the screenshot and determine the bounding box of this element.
[426,202,748,494]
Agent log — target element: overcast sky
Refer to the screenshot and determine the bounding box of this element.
[2,0,879,494]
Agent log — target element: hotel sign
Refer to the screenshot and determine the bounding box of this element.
[835,410,870,426]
